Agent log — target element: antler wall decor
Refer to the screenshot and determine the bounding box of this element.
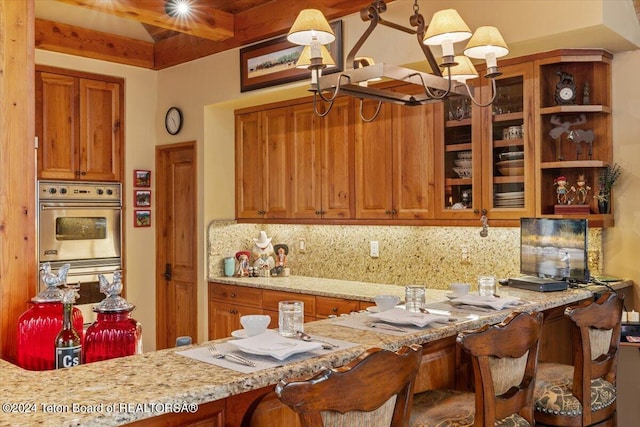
[549,114,594,160]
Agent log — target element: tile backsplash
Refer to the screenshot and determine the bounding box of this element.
[207,221,603,290]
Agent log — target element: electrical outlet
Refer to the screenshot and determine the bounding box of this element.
[370,241,379,258]
[298,238,306,253]
[460,244,471,264]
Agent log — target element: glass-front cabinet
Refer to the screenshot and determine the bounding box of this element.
[435,62,535,221]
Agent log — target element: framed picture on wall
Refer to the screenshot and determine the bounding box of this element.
[134,190,151,207]
[134,210,151,227]
[134,170,151,188]
[240,20,343,92]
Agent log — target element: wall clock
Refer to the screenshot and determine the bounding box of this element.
[554,71,576,105]
[165,107,183,135]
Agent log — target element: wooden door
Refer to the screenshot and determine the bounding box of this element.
[392,97,436,220]
[320,97,354,219]
[290,103,321,219]
[355,99,393,219]
[79,78,122,181]
[235,111,265,218]
[36,72,79,180]
[263,107,290,218]
[156,142,197,350]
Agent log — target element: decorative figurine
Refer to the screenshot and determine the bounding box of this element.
[251,231,275,276]
[554,175,570,204]
[235,251,251,277]
[271,244,288,276]
[549,114,593,160]
[570,174,591,205]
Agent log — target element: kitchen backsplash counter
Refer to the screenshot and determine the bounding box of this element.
[207,221,604,289]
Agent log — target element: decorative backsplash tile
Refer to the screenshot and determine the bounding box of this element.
[207,221,602,290]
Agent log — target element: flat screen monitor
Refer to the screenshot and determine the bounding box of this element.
[520,218,589,283]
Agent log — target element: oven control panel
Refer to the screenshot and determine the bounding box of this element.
[38,181,121,202]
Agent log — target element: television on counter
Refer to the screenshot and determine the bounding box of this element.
[520,218,589,283]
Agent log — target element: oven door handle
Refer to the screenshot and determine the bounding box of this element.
[66,269,120,277]
[40,204,121,210]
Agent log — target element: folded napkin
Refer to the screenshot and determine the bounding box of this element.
[450,294,520,310]
[369,307,448,328]
[227,330,322,360]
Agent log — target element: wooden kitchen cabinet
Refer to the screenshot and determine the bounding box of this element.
[235,107,290,219]
[315,295,359,318]
[290,97,354,219]
[36,66,123,182]
[208,283,263,339]
[355,84,436,220]
[434,61,535,221]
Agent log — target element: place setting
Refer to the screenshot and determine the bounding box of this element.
[444,278,525,312]
[334,290,457,336]
[177,308,356,373]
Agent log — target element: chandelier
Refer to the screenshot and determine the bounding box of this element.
[287,0,509,121]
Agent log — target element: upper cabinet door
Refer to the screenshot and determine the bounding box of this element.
[481,61,535,219]
[79,79,121,181]
[262,107,291,219]
[36,68,123,182]
[354,99,394,219]
[236,111,266,219]
[290,103,321,219]
[320,97,354,219]
[392,96,436,220]
[36,72,80,180]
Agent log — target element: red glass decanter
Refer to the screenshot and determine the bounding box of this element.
[84,271,142,363]
[17,263,84,371]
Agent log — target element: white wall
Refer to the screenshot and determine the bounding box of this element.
[608,50,640,306]
[35,50,159,352]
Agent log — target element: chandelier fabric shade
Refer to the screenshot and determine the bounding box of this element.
[422,9,472,45]
[296,45,336,68]
[287,9,336,45]
[442,56,479,83]
[464,26,509,59]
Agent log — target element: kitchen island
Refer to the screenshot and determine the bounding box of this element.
[0,278,630,426]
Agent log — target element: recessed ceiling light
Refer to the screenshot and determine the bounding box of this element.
[165,0,191,17]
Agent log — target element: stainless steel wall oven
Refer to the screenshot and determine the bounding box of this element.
[37,181,122,324]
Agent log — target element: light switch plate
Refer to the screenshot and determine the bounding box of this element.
[370,241,379,258]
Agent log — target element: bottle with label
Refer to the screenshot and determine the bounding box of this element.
[17,263,84,371]
[55,286,82,369]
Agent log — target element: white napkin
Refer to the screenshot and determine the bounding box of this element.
[450,294,520,310]
[227,330,322,361]
[369,308,448,327]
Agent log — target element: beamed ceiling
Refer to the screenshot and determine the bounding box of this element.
[36,0,383,70]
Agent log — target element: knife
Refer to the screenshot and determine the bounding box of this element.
[366,322,408,333]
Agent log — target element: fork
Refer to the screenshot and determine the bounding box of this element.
[208,345,256,367]
[365,322,408,333]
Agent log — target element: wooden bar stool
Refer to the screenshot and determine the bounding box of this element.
[410,311,544,427]
[275,344,423,427]
[533,292,624,426]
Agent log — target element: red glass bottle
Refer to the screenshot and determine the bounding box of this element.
[84,271,142,363]
[17,263,84,371]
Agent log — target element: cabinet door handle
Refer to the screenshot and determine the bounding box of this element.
[80,171,86,176]
[230,293,236,298]
[385,209,391,215]
[391,209,397,215]
[163,263,172,281]
[332,307,338,312]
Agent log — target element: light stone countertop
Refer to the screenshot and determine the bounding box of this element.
[1,277,629,427]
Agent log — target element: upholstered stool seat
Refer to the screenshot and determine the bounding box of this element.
[410,312,543,427]
[534,362,616,419]
[533,292,623,427]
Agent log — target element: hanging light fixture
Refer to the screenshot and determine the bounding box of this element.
[287,0,509,120]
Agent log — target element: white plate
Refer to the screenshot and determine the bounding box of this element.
[366,306,383,313]
[227,330,322,360]
[445,292,468,299]
[498,151,524,161]
[369,308,448,328]
[231,329,249,338]
[495,191,524,199]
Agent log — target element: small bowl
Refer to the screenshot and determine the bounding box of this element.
[240,314,271,337]
[374,295,400,312]
[450,283,470,297]
[457,151,472,159]
[453,167,472,178]
[454,159,472,168]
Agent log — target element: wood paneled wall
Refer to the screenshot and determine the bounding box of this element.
[0,0,37,362]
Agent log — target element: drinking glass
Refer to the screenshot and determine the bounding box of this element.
[278,301,304,337]
[405,286,425,312]
[478,276,496,297]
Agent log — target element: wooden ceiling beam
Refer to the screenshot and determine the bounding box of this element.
[54,0,235,42]
[153,0,380,69]
[35,18,155,69]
